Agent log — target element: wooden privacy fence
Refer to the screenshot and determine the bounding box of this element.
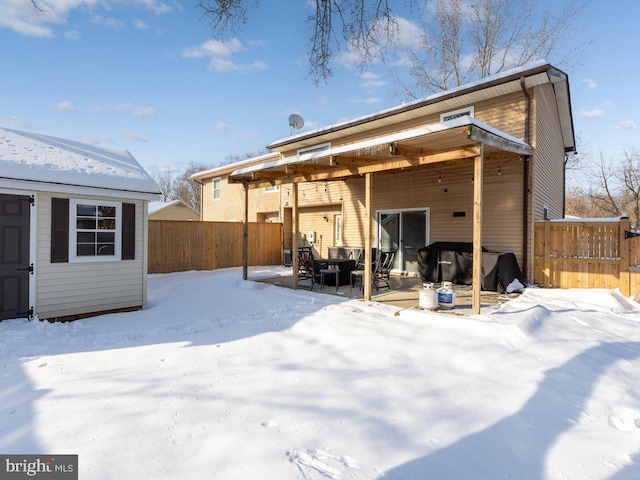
[533,217,640,296]
[148,220,282,274]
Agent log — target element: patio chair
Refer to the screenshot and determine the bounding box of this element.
[298,247,321,290]
[350,248,364,269]
[350,248,374,292]
[373,250,396,291]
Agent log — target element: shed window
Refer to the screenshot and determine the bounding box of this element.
[70,199,121,262]
[51,198,135,263]
[212,177,222,200]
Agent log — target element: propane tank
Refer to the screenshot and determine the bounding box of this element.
[419,283,438,310]
[437,281,455,309]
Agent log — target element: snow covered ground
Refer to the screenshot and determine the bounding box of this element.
[1,267,640,479]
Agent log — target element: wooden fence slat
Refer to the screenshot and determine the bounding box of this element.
[533,218,637,295]
[148,220,282,274]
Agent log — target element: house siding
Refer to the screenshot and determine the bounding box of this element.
[36,192,146,319]
[531,82,565,221]
[149,204,198,221]
[340,157,524,264]
[197,88,561,271]
[276,92,527,159]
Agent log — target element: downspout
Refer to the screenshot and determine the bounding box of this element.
[563,154,568,218]
[520,76,531,281]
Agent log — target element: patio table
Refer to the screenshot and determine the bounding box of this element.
[314,258,356,287]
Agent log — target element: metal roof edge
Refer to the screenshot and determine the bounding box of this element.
[231,116,531,180]
[191,152,280,180]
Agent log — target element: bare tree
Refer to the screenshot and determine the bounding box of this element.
[618,149,640,226]
[218,149,268,167]
[396,0,586,97]
[197,0,405,84]
[174,162,215,212]
[150,167,176,202]
[567,149,640,227]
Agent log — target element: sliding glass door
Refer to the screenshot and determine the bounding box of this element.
[377,209,429,273]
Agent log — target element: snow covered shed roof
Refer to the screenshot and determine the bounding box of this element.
[0,127,160,200]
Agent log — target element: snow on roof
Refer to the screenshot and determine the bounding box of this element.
[231,116,531,178]
[0,127,160,197]
[191,152,280,180]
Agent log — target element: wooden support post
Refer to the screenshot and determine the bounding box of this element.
[364,173,373,301]
[242,184,248,281]
[292,183,299,289]
[472,147,484,315]
[543,219,551,287]
[619,216,630,296]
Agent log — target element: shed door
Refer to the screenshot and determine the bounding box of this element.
[0,194,31,320]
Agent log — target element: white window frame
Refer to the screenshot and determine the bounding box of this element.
[212,177,221,201]
[69,199,122,263]
[440,106,474,123]
[334,214,343,246]
[298,142,331,157]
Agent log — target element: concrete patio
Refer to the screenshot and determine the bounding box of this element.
[254,270,522,316]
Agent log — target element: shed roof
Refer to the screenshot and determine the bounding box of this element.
[0,127,160,199]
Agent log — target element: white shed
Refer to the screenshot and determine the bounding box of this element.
[0,127,160,321]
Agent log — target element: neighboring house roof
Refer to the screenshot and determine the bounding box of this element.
[268,60,575,155]
[0,127,160,200]
[149,199,199,216]
[191,152,280,181]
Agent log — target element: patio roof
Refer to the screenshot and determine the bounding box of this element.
[229,116,532,188]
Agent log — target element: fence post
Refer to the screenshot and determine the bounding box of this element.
[619,216,630,296]
[543,219,551,287]
[242,184,249,280]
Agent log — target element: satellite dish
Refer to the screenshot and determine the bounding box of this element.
[288,114,304,130]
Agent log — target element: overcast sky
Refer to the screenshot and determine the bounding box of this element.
[0,0,637,182]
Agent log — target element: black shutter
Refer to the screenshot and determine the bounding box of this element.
[51,198,69,263]
[122,203,135,260]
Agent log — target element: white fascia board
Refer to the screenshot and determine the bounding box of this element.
[0,178,161,201]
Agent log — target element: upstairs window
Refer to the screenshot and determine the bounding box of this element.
[440,106,474,123]
[298,142,331,157]
[212,177,221,200]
